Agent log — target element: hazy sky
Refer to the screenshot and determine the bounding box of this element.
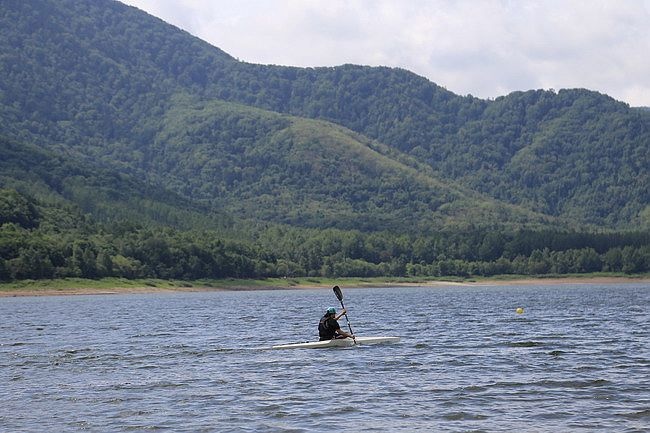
[121,0,650,107]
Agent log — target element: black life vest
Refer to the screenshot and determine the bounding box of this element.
[318,315,338,340]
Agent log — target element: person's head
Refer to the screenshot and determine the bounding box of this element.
[326,307,336,317]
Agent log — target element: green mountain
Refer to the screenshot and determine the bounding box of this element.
[0,0,648,233]
[147,94,556,231]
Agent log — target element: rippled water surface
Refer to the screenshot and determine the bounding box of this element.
[2,283,649,432]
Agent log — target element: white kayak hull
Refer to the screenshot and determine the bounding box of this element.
[272,336,400,349]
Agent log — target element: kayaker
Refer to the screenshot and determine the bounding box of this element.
[318,307,353,341]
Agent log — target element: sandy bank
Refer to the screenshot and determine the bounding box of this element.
[1,276,648,298]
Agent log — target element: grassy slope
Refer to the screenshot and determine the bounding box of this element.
[148,96,555,232]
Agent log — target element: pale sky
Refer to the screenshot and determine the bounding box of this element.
[121,0,650,107]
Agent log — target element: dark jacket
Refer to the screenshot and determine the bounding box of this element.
[318,314,341,340]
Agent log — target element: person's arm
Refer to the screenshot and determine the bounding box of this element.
[335,308,347,320]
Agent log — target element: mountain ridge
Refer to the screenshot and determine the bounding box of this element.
[0,0,648,231]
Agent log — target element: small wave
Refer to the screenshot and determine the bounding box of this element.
[112,409,154,418]
[507,341,545,348]
[77,354,100,361]
[548,350,566,356]
[107,380,188,391]
[575,365,599,372]
[128,332,175,339]
[461,385,488,392]
[443,411,488,421]
[620,408,650,420]
[122,425,166,431]
[534,378,610,389]
[494,381,527,388]
[49,347,96,365]
[135,364,160,370]
[155,381,187,389]
[209,347,255,353]
[61,348,92,355]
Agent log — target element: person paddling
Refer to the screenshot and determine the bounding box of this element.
[318,307,353,341]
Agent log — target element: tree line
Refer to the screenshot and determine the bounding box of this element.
[2,188,648,282]
[2,226,647,282]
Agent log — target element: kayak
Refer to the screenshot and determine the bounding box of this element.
[272,336,400,349]
[271,336,400,349]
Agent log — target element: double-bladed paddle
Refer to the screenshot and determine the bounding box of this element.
[333,285,356,344]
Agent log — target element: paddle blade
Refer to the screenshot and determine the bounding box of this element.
[333,285,343,301]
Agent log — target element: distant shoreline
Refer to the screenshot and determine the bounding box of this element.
[1,275,648,298]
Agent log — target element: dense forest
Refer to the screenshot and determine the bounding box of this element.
[0,0,649,282]
[2,188,648,281]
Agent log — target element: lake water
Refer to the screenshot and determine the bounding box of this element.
[1,283,649,432]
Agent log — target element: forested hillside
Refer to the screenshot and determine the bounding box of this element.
[0,136,231,229]
[0,0,554,232]
[212,68,650,228]
[145,95,555,231]
[0,0,648,281]
[1,0,648,230]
